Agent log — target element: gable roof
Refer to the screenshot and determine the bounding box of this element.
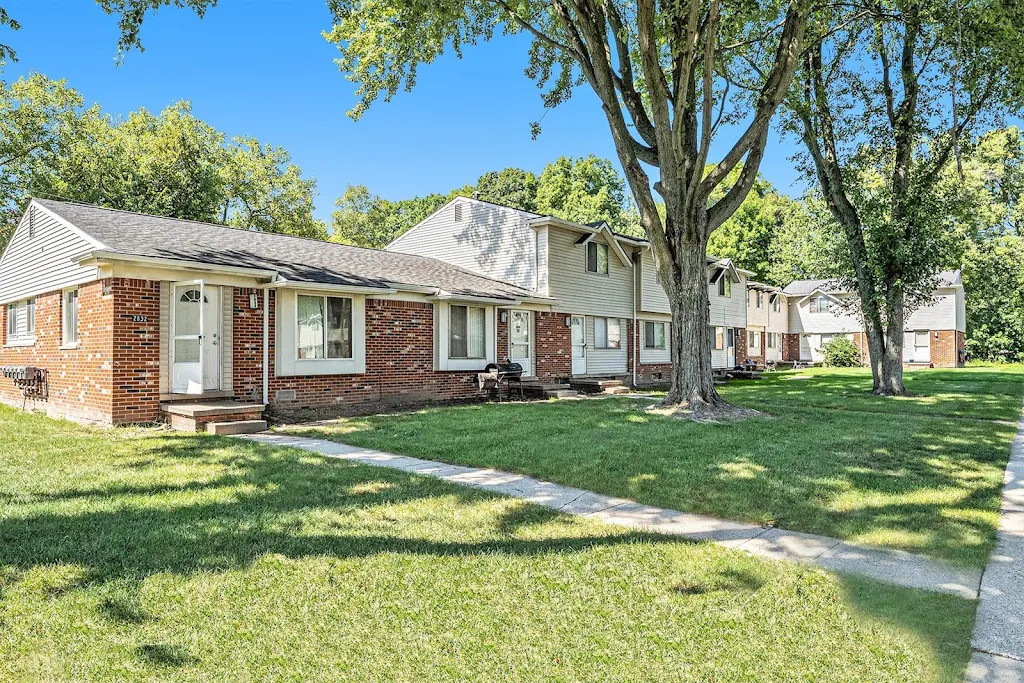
[783,270,962,296]
[32,199,544,302]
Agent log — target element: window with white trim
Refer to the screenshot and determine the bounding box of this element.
[809,296,831,313]
[717,275,731,297]
[449,305,486,359]
[586,241,609,274]
[25,298,35,335]
[748,330,761,351]
[756,292,763,308]
[713,326,725,350]
[6,303,18,340]
[595,317,621,349]
[644,321,666,350]
[772,297,781,312]
[297,294,353,360]
[62,287,79,346]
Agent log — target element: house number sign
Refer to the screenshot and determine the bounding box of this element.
[129,315,149,323]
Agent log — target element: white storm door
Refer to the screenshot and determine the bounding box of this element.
[726,328,735,367]
[172,282,205,394]
[201,286,221,390]
[509,310,533,376]
[171,282,221,394]
[914,330,930,363]
[570,315,587,375]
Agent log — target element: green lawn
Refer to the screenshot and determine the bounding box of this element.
[283,366,1024,568]
[0,407,977,681]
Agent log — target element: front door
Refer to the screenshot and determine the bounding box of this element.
[570,315,587,375]
[509,310,533,376]
[726,328,736,368]
[171,282,221,394]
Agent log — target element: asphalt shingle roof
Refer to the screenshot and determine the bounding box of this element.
[37,199,541,301]
[783,270,962,296]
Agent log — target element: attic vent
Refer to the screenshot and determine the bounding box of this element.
[454,204,462,222]
[27,207,35,239]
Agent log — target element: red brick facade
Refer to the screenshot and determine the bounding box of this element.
[233,291,482,410]
[0,278,162,425]
[782,333,801,361]
[1,277,967,424]
[931,329,966,368]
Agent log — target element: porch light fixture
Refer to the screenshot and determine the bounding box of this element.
[249,292,259,310]
[500,311,508,323]
[564,316,572,327]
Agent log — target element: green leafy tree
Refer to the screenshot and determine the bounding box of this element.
[474,167,538,212]
[787,0,1024,394]
[962,236,1024,362]
[222,136,327,239]
[765,193,848,285]
[536,155,628,231]
[107,0,813,414]
[0,72,86,249]
[330,185,449,249]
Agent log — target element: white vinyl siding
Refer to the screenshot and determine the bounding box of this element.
[638,250,671,314]
[906,288,960,331]
[0,204,101,304]
[746,289,769,328]
[709,274,747,329]
[546,227,634,318]
[639,319,671,364]
[585,316,627,375]
[387,198,539,291]
[788,292,861,334]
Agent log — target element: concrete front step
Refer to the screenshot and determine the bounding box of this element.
[207,420,268,435]
[161,400,267,432]
[604,386,631,395]
[569,378,625,393]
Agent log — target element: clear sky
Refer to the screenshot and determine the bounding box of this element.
[3,0,805,223]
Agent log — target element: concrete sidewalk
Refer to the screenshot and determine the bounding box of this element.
[967,409,1024,683]
[236,431,980,599]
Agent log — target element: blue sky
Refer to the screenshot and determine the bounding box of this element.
[3,0,805,223]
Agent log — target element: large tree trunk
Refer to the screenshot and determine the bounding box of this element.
[878,289,908,395]
[862,317,886,391]
[665,233,721,408]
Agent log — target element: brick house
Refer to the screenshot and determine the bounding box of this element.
[0,199,552,426]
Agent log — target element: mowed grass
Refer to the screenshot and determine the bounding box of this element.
[0,407,977,681]
[283,366,1024,568]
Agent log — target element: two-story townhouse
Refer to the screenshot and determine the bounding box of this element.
[389,196,752,385]
[744,283,789,364]
[780,273,966,366]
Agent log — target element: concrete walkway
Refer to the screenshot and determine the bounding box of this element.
[237,431,980,599]
[967,409,1024,683]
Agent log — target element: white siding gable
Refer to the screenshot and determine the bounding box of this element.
[788,292,862,334]
[906,288,961,331]
[387,198,538,291]
[709,272,748,329]
[545,227,634,318]
[0,203,103,303]
[638,250,671,314]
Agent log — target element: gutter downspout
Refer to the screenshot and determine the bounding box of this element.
[632,252,638,388]
[262,284,269,405]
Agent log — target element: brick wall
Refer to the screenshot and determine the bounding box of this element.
[111,279,161,423]
[0,280,114,423]
[931,330,964,368]
[782,333,800,361]
[734,327,747,366]
[233,291,484,410]
[535,312,572,380]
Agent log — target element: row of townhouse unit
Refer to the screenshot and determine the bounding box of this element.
[0,196,965,426]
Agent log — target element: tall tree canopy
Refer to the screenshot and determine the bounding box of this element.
[787,0,1024,394]
[332,155,636,248]
[0,74,325,250]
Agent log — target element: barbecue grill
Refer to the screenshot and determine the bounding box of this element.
[476,361,525,401]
